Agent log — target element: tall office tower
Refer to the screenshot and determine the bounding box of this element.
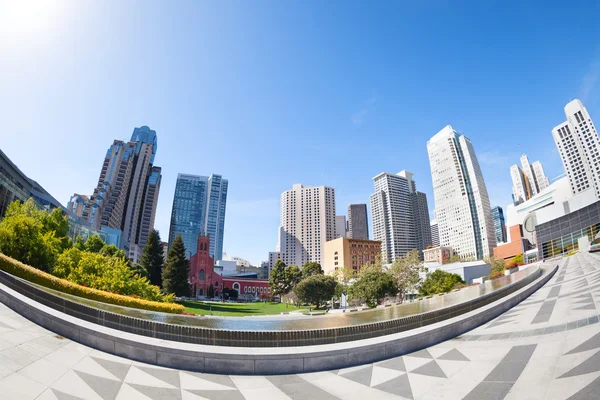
[552,99,600,198]
[430,219,440,247]
[278,184,336,267]
[67,194,89,217]
[427,125,496,260]
[370,171,431,263]
[510,164,531,205]
[520,154,539,197]
[168,173,228,261]
[335,215,347,238]
[510,154,550,205]
[81,126,162,263]
[491,206,507,244]
[347,204,369,240]
[532,161,550,192]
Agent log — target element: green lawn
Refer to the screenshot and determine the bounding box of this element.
[177,300,307,316]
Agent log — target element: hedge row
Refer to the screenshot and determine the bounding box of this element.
[0,253,184,314]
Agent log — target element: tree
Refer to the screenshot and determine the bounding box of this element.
[484,255,506,278]
[99,244,127,260]
[269,259,288,298]
[208,283,215,298]
[0,199,65,271]
[284,265,302,289]
[141,230,164,287]
[513,253,524,265]
[161,234,190,296]
[74,235,86,251]
[302,262,323,279]
[419,269,465,296]
[331,267,355,298]
[129,263,149,278]
[224,287,238,300]
[388,250,425,301]
[294,275,337,308]
[84,235,106,253]
[348,265,397,308]
[52,248,166,302]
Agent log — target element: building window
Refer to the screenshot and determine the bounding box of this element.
[199,270,205,280]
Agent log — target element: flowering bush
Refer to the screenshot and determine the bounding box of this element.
[506,261,518,270]
[0,253,183,314]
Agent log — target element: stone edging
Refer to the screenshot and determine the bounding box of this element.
[0,266,557,375]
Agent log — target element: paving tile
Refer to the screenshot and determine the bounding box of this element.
[19,358,68,386]
[0,371,47,399]
[463,381,513,400]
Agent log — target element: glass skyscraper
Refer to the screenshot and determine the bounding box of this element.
[168,173,228,261]
[491,206,507,244]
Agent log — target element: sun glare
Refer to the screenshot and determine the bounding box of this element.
[0,0,65,37]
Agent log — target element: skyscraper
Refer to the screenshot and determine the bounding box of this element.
[347,204,369,240]
[80,126,162,263]
[552,99,600,198]
[510,154,550,205]
[430,219,440,247]
[278,184,336,266]
[427,125,496,259]
[370,171,431,262]
[335,215,347,238]
[491,206,507,244]
[168,173,228,261]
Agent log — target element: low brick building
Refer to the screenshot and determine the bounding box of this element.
[423,246,454,263]
[323,237,382,274]
[189,235,270,299]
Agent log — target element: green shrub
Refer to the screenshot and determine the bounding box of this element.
[0,253,183,314]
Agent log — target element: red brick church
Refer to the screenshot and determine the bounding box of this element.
[189,235,270,299]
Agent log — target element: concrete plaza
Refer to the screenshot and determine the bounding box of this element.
[0,253,600,399]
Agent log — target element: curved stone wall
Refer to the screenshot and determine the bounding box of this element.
[0,267,542,347]
[0,265,557,374]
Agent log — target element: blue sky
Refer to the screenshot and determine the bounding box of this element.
[1,1,599,265]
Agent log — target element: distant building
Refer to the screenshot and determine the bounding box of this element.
[430,219,440,247]
[510,154,549,205]
[67,194,88,217]
[335,215,347,238]
[78,126,162,264]
[427,125,496,259]
[189,235,269,299]
[370,171,431,263]
[323,237,381,275]
[493,225,533,262]
[422,260,491,285]
[0,148,63,219]
[423,246,454,264]
[161,241,168,263]
[347,204,369,240]
[267,251,280,273]
[278,184,336,266]
[168,173,228,261]
[552,99,600,198]
[491,206,507,244]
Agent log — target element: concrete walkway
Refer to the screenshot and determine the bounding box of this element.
[0,253,600,399]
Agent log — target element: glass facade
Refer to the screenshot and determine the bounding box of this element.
[168,174,208,258]
[168,173,228,261]
[491,206,507,243]
[538,200,600,259]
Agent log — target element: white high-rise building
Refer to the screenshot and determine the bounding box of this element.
[510,155,549,205]
[427,125,496,260]
[430,219,440,247]
[532,161,550,192]
[370,171,431,263]
[520,154,539,197]
[552,99,600,198]
[335,215,347,238]
[278,184,336,267]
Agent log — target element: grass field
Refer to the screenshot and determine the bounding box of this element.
[177,300,307,316]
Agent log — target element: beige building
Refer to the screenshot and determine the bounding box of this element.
[423,246,454,264]
[323,237,382,274]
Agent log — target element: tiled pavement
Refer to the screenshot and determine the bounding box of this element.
[2,254,600,399]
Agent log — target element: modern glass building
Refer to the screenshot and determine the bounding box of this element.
[539,200,600,259]
[491,206,507,243]
[168,173,228,261]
